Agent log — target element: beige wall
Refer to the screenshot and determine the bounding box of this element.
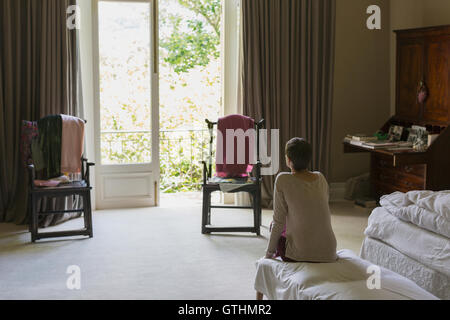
[422,0,450,26]
[330,0,450,183]
[330,0,391,183]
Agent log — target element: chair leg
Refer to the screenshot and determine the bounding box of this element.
[83,194,89,230]
[252,192,260,236]
[201,188,210,234]
[27,194,32,233]
[85,191,93,238]
[257,191,262,229]
[31,195,38,243]
[207,191,212,225]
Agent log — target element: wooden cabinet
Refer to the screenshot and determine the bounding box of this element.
[396,40,423,120]
[396,26,450,124]
[423,35,450,123]
[344,25,450,198]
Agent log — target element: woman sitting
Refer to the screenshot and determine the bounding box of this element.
[266,138,337,263]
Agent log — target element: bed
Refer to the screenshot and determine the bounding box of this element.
[360,237,449,299]
[254,249,438,300]
[360,191,450,300]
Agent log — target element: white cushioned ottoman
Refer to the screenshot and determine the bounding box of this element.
[254,249,438,300]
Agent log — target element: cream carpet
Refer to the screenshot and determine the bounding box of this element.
[0,194,369,300]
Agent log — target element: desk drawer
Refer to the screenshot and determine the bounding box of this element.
[400,164,426,177]
[372,170,425,190]
[372,167,425,194]
[372,155,426,178]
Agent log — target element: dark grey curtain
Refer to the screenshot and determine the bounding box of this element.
[241,0,336,208]
[0,0,80,224]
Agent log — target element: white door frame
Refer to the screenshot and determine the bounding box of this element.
[92,0,160,209]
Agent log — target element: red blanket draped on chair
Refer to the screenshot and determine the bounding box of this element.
[215,114,255,178]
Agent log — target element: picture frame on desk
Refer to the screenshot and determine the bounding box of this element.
[407,126,428,151]
[388,125,404,142]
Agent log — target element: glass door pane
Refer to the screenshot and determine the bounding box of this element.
[98,1,152,165]
[158,0,222,192]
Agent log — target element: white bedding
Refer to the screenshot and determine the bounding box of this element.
[365,207,450,276]
[254,249,438,300]
[380,190,450,238]
[360,237,450,300]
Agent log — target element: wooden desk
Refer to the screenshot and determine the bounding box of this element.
[344,123,450,198]
[344,142,428,197]
[344,25,450,198]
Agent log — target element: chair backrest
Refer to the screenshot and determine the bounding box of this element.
[207,114,264,178]
[21,115,86,179]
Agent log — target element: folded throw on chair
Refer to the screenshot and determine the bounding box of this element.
[61,115,85,173]
[215,114,255,178]
[36,115,62,179]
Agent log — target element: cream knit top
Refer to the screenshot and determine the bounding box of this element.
[267,172,338,262]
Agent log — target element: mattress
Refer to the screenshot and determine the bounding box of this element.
[360,237,450,300]
[254,249,438,300]
[365,207,450,276]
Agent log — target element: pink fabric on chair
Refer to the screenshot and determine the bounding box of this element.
[60,115,85,173]
[215,114,255,178]
[20,120,39,167]
[34,180,61,188]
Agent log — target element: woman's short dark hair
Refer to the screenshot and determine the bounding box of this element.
[285,138,312,171]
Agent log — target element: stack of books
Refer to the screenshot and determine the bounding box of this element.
[345,134,378,142]
[344,134,413,150]
[344,134,378,147]
[361,140,412,150]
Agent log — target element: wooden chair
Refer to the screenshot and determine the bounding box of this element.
[24,117,95,242]
[28,158,95,242]
[201,118,265,235]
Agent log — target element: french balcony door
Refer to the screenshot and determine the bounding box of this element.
[93,0,159,209]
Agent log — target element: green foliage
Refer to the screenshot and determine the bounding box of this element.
[179,0,221,34]
[160,158,203,193]
[159,130,210,193]
[101,132,151,164]
[160,0,221,74]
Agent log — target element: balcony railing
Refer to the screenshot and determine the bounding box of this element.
[101,130,152,164]
[101,129,215,192]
